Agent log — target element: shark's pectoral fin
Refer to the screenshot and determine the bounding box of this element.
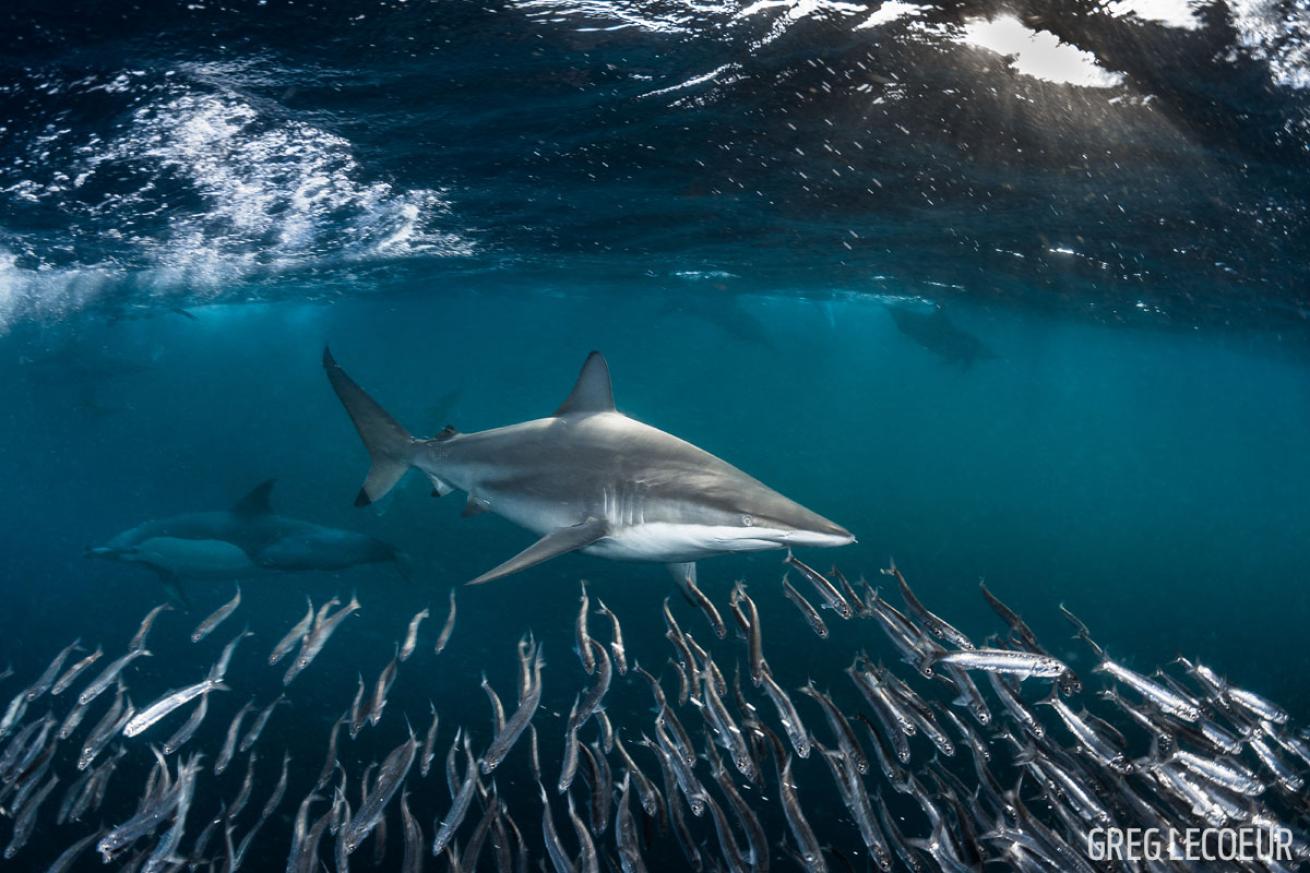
[667,562,697,586]
[466,518,610,586]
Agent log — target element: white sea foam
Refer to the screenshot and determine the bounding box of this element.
[0,84,472,331]
[1227,0,1310,90]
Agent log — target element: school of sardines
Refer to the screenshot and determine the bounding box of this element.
[1,555,1309,873]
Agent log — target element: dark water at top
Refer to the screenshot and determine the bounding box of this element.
[3,0,1310,324]
[1,0,1309,871]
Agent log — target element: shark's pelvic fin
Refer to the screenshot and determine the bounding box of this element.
[461,495,489,518]
[466,518,609,586]
[554,351,615,416]
[323,347,417,506]
[232,479,275,516]
[667,562,697,586]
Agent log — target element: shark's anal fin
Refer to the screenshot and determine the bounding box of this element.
[667,562,697,587]
[554,352,615,416]
[466,518,609,586]
[233,480,275,517]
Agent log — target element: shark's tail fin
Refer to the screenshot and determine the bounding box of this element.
[323,347,417,507]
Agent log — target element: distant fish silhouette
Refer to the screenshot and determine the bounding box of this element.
[659,287,775,351]
[104,303,199,324]
[76,383,126,418]
[887,302,995,368]
[16,342,154,418]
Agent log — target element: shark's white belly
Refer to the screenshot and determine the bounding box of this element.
[583,522,790,563]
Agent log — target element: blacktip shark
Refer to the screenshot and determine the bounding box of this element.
[88,480,402,601]
[324,348,854,586]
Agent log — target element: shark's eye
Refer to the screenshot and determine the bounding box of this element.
[741,514,754,527]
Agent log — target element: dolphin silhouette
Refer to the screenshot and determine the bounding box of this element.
[88,480,402,602]
[324,349,853,586]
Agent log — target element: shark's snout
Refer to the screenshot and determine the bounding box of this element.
[782,523,856,549]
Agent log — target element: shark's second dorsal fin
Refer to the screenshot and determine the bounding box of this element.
[233,480,275,517]
[555,352,614,416]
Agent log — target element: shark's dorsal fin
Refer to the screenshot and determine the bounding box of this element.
[555,352,614,417]
[233,480,275,517]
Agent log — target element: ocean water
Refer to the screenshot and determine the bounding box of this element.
[2,1,1309,871]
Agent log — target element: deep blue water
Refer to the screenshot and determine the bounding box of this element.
[2,1,1310,871]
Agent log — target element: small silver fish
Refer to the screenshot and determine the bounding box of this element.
[434,589,457,655]
[191,585,241,643]
[26,638,83,702]
[787,550,853,619]
[594,598,627,675]
[399,607,429,662]
[368,650,399,727]
[576,580,595,675]
[124,672,229,737]
[420,702,439,778]
[214,699,255,775]
[239,694,287,753]
[270,598,315,666]
[78,647,151,707]
[128,603,172,653]
[51,645,104,697]
[781,573,829,639]
[936,648,1068,680]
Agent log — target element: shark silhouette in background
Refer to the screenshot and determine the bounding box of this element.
[887,301,997,368]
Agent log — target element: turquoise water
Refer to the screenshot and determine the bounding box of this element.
[4,276,1310,871]
[6,287,1308,690]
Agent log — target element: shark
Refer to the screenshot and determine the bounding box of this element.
[88,480,402,601]
[887,301,996,368]
[324,348,854,586]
